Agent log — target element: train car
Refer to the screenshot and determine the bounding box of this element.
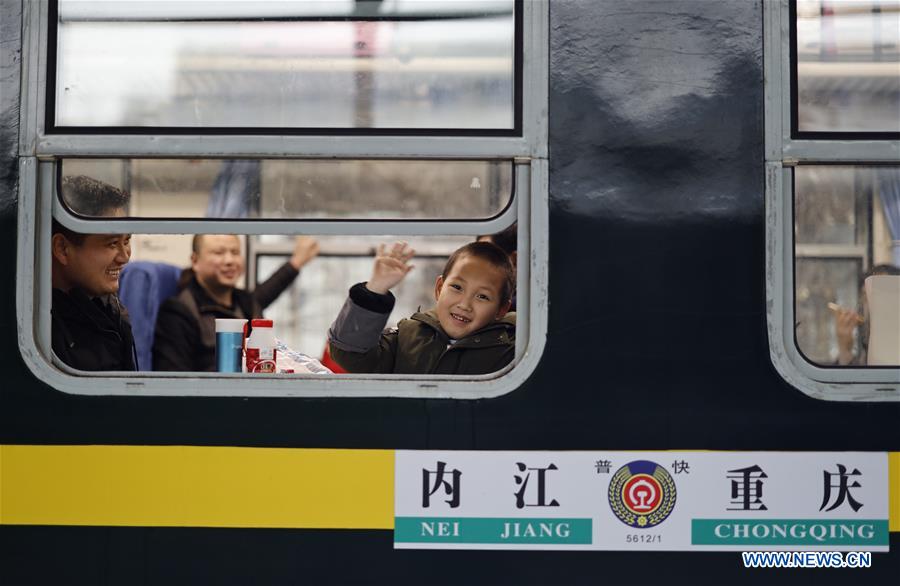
[2,0,899,584]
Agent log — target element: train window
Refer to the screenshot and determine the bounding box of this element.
[51,0,517,132]
[22,160,541,396]
[765,1,899,400]
[17,0,548,396]
[793,0,900,135]
[59,158,514,221]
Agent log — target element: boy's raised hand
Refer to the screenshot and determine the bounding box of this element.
[365,242,415,295]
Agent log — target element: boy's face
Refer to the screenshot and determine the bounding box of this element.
[434,254,510,339]
[192,234,244,290]
[57,233,132,297]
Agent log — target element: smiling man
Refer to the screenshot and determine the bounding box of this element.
[51,175,136,371]
[152,233,318,371]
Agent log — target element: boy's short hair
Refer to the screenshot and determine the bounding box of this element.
[53,175,131,245]
[442,241,515,305]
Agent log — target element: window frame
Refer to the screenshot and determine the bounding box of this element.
[764,0,900,402]
[16,0,550,398]
[22,0,544,159]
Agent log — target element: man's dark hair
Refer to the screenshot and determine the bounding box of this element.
[52,175,131,244]
[192,234,246,254]
[442,241,515,305]
[869,264,900,276]
[478,223,517,257]
[859,264,900,290]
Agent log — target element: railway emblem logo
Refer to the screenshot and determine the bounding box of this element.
[608,460,676,528]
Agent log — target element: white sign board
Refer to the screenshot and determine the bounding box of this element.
[394,451,889,551]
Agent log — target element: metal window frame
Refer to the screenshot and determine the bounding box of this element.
[764,0,900,402]
[22,0,546,159]
[15,0,550,398]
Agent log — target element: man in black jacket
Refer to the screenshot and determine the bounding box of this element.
[153,234,318,371]
[51,175,136,371]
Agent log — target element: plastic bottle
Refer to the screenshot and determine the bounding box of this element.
[245,319,277,374]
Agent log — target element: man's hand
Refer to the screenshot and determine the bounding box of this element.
[289,236,320,270]
[831,304,862,365]
[366,242,415,295]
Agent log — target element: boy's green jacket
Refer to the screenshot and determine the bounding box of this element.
[328,285,515,375]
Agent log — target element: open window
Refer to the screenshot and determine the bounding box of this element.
[16,0,549,397]
[765,0,899,401]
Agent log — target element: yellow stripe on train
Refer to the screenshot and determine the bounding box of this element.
[1,446,898,532]
[0,445,393,529]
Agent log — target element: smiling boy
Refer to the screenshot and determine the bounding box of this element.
[51,175,136,371]
[328,240,516,375]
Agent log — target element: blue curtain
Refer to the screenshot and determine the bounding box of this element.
[206,160,261,218]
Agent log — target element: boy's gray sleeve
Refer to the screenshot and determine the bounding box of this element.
[328,282,396,352]
[328,282,398,372]
[328,296,391,353]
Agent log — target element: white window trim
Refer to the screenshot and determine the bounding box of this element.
[764,0,900,401]
[16,0,550,398]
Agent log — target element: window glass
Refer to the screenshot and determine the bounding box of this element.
[60,158,513,220]
[795,165,869,245]
[50,230,514,375]
[53,0,516,130]
[794,165,900,366]
[795,257,864,363]
[794,0,900,133]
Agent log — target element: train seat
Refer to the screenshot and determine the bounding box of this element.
[118,261,183,371]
